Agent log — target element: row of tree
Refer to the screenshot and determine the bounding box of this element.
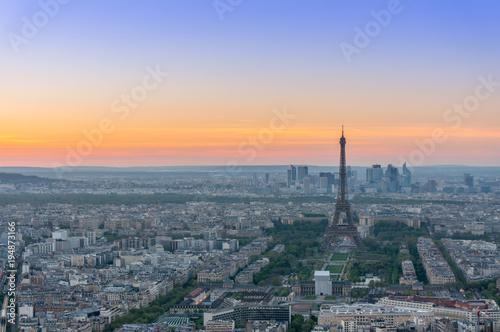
[348,221,430,284]
[253,220,328,285]
[103,280,197,331]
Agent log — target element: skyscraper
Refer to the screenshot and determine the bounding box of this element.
[372,165,383,182]
[366,164,383,188]
[386,164,400,192]
[297,166,308,182]
[303,176,310,194]
[287,165,296,187]
[401,162,412,188]
[366,167,374,182]
[319,176,328,190]
[289,165,296,181]
[464,173,474,189]
[426,179,437,193]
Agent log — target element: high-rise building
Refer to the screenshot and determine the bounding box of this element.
[287,169,293,187]
[401,162,412,188]
[297,166,308,182]
[464,173,474,189]
[303,176,310,194]
[373,165,383,180]
[265,173,269,184]
[367,164,383,189]
[349,170,357,189]
[289,165,296,181]
[426,179,437,193]
[319,176,328,190]
[386,164,400,192]
[319,172,335,186]
[380,177,390,193]
[366,167,374,182]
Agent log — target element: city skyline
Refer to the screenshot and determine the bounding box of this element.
[1,1,500,167]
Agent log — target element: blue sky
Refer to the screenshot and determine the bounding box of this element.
[1,1,499,166]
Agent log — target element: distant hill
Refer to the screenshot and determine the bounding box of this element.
[0,172,57,184]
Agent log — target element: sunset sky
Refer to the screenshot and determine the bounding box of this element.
[1,1,499,167]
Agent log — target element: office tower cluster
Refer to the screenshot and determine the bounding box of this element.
[459,173,488,193]
[365,162,412,193]
[282,162,486,196]
[287,165,310,192]
[287,164,358,195]
[287,165,308,186]
[282,162,488,195]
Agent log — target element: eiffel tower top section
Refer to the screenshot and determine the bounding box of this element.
[337,125,348,206]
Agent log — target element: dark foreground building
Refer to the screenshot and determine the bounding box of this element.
[203,306,290,325]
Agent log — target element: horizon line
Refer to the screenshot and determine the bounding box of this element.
[2,164,500,169]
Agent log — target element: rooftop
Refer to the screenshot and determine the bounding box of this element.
[314,271,330,277]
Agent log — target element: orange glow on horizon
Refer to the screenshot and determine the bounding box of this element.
[1,123,500,167]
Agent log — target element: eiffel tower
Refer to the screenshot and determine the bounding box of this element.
[322,126,364,249]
